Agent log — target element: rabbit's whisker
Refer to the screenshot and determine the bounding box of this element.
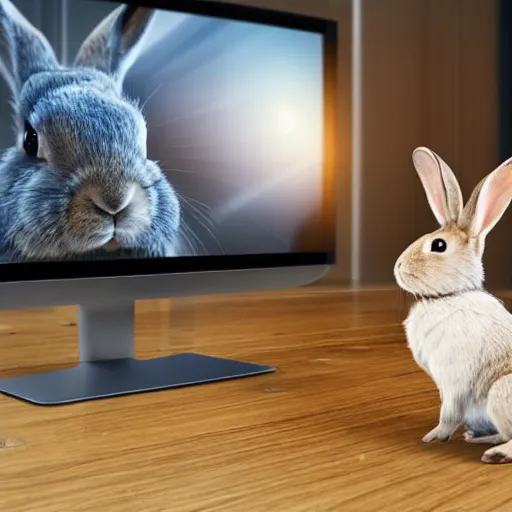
[176,192,224,255]
[160,167,200,175]
[396,287,406,325]
[140,84,163,114]
[183,196,212,214]
[140,84,162,114]
[179,221,206,257]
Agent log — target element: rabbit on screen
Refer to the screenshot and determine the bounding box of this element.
[0,0,181,262]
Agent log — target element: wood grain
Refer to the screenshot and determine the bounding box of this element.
[0,286,509,512]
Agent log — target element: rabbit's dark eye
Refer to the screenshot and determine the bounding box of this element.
[23,120,38,157]
[431,238,447,253]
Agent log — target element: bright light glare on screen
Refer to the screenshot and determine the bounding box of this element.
[277,106,296,135]
[118,10,325,256]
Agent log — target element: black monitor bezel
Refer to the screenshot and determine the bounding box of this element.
[0,0,337,283]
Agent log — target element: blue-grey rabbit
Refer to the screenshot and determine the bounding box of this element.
[0,0,181,261]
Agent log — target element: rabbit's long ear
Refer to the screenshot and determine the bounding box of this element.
[412,147,463,226]
[0,0,59,99]
[459,156,512,240]
[74,5,154,87]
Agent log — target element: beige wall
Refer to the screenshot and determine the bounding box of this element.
[219,0,505,288]
[359,0,503,288]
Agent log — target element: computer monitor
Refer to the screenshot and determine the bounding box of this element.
[0,0,337,405]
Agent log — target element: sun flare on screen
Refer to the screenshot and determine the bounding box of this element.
[277,106,297,135]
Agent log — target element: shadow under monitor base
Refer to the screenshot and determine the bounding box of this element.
[0,353,276,405]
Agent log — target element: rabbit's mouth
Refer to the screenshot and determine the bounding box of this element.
[394,267,419,294]
[103,239,121,252]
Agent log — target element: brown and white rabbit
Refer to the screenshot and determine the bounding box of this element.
[394,146,512,464]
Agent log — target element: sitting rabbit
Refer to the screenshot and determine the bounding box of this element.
[394,146,512,464]
[0,1,181,261]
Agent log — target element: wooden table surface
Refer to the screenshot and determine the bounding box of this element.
[0,285,509,512]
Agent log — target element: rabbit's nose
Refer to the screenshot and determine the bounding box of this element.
[91,185,136,216]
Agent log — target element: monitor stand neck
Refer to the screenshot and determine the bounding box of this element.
[79,301,135,362]
[0,299,275,406]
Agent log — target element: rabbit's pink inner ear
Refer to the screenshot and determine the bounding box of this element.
[438,159,464,221]
[74,5,155,87]
[412,149,449,226]
[472,163,512,238]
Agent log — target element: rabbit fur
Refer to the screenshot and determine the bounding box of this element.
[0,0,181,261]
[394,146,512,464]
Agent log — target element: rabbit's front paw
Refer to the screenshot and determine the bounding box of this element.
[422,425,452,443]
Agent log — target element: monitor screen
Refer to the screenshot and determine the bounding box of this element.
[0,0,336,279]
